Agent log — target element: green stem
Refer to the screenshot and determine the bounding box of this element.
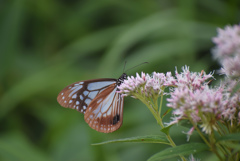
[209,132,225,161]
[155,99,186,161]
[158,92,164,116]
[188,118,225,161]
[188,117,210,147]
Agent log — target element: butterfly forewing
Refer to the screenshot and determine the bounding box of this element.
[57,79,116,114]
[84,84,124,133]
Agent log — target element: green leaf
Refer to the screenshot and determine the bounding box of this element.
[220,142,240,151]
[92,135,170,145]
[148,143,209,161]
[217,133,240,142]
[160,125,173,135]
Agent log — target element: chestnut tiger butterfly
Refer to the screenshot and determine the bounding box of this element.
[57,73,127,133]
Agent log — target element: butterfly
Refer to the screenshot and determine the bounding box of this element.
[57,73,127,133]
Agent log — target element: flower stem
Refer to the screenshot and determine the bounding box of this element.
[188,117,210,147]
[209,132,225,161]
[158,92,164,116]
[188,118,225,161]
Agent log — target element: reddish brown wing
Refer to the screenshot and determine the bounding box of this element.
[84,84,124,133]
[57,79,116,114]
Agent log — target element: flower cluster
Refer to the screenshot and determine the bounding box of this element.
[212,24,240,78]
[220,79,240,125]
[166,66,223,134]
[173,66,213,90]
[168,86,227,133]
[167,66,240,134]
[119,65,240,134]
[117,71,175,98]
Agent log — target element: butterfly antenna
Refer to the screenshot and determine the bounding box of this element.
[123,61,127,73]
[125,62,148,73]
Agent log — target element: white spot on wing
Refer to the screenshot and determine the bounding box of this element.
[68,85,82,97]
[69,100,72,103]
[94,109,101,117]
[72,94,77,99]
[83,91,89,96]
[62,96,65,100]
[80,95,83,100]
[61,93,64,95]
[76,101,80,105]
[85,99,91,105]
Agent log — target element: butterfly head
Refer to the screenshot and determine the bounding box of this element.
[117,73,127,86]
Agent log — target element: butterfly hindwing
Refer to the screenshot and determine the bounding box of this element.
[57,79,117,114]
[84,84,124,133]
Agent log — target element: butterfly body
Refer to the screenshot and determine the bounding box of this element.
[57,73,127,133]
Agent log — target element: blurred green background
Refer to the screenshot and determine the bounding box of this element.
[0,0,239,161]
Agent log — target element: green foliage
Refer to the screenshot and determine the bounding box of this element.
[148,143,209,161]
[92,135,170,145]
[0,132,52,161]
[160,125,173,135]
[217,133,240,142]
[0,0,240,161]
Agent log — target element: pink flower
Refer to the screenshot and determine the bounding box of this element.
[212,24,240,58]
[174,66,214,90]
[220,79,240,124]
[182,127,195,141]
[220,55,240,78]
[167,67,240,134]
[166,66,228,134]
[188,155,200,161]
[118,71,175,98]
[167,86,224,134]
[212,24,240,78]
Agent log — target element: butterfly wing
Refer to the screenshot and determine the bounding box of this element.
[84,83,124,133]
[57,79,116,114]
